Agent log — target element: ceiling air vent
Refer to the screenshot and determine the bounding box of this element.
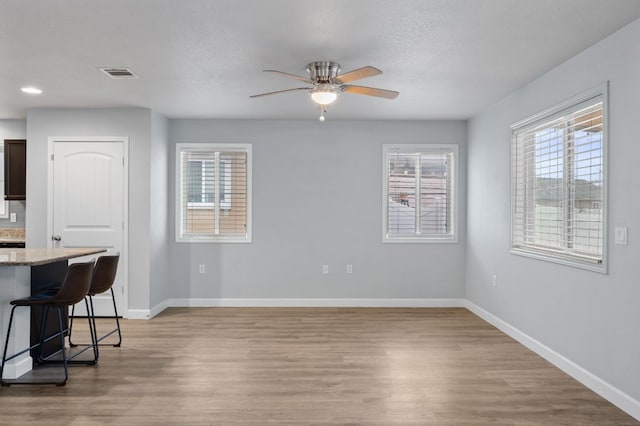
[99,67,139,79]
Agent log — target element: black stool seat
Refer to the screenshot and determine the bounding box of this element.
[1,261,95,386]
[10,293,60,305]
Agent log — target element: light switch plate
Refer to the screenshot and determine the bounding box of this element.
[9,213,16,223]
[615,227,628,245]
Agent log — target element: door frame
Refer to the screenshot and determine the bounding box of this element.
[46,136,129,318]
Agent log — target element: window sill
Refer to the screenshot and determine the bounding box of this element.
[383,235,458,244]
[177,235,251,243]
[510,247,606,274]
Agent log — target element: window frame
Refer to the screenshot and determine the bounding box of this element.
[510,83,608,273]
[382,144,458,244]
[175,143,252,243]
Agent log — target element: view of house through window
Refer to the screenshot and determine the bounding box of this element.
[511,87,606,271]
[186,158,231,209]
[176,144,251,242]
[383,145,457,242]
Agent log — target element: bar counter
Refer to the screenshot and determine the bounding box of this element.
[0,248,105,379]
[0,248,104,266]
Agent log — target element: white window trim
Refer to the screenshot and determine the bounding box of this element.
[382,144,458,243]
[175,143,252,243]
[510,82,608,273]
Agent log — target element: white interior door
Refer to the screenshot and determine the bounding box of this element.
[50,138,126,316]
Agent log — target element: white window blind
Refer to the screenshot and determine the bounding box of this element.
[511,88,606,271]
[383,145,457,242]
[176,144,251,242]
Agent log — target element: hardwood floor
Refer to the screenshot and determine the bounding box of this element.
[0,307,637,425]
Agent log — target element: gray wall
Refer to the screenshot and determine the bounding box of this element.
[0,201,26,228]
[25,108,153,312]
[466,19,640,402]
[150,112,171,307]
[0,120,26,138]
[169,119,467,302]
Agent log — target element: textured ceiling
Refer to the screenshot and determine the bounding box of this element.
[2,0,640,120]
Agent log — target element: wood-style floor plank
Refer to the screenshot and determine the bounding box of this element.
[0,307,637,425]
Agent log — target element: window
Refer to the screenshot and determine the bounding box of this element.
[511,85,607,271]
[176,143,251,242]
[383,144,457,243]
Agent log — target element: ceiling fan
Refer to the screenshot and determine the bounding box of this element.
[250,61,399,121]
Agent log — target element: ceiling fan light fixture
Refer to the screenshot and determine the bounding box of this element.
[310,86,338,105]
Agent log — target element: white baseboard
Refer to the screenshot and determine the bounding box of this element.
[125,309,152,320]
[2,356,32,380]
[150,299,170,318]
[131,298,464,319]
[465,300,640,421]
[126,300,169,319]
[166,297,466,308]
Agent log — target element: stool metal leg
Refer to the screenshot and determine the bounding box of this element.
[41,298,99,366]
[55,306,68,386]
[68,290,121,349]
[0,305,18,385]
[109,288,122,347]
[35,305,50,364]
[88,297,99,361]
[2,305,69,386]
[68,303,77,347]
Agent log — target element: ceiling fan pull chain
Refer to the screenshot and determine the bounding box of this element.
[319,106,327,122]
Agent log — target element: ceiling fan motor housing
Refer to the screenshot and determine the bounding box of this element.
[306,61,341,83]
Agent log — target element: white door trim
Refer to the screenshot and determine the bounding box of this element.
[46,136,129,318]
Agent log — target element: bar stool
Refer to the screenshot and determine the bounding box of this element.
[0,260,95,386]
[68,253,121,363]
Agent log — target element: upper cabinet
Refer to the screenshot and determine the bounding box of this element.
[4,139,26,200]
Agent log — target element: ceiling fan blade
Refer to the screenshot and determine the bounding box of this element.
[335,66,382,83]
[341,85,399,99]
[250,87,311,98]
[263,69,313,83]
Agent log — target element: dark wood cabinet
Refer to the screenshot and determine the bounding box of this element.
[4,139,26,200]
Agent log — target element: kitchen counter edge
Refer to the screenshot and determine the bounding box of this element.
[0,248,106,266]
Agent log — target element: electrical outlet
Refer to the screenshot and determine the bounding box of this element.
[492,275,497,287]
[10,213,16,223]
[322,265,329,274]
[346,264,353,274]
[199,264,205,274]
[615,227,628,245]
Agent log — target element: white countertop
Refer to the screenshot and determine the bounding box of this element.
[0,248,106,266]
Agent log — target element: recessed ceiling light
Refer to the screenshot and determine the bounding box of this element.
[21,86,43,95]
